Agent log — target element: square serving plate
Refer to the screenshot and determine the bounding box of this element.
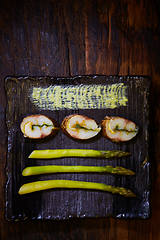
[5,75,150,220]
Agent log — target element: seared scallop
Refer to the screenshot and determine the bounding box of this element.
[61,114,101,140]
[101,116,138,142]
[20,115,58,139]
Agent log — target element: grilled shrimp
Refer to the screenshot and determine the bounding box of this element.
[20,115,58,139]
[61,114,101,140]
[101,116,138,142]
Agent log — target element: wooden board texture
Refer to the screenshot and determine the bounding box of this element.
[5,75,150,220]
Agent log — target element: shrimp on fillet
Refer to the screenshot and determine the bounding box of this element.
[61,114,101,140]
[101,116,139,142]
[20,115,58,139]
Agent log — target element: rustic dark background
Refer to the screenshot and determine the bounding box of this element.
[0,0,160,239]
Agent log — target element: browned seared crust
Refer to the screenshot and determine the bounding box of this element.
[20,114,59,139]
[60,114,74,136]
[61,114,92,133]
[101,116,124,142]
[101,116,137,142]
[61,114,99,140]
[101,116,111,139]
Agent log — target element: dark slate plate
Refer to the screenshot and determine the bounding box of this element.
[5,75,150,220]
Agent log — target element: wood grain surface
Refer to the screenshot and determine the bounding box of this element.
[0,0,159,239]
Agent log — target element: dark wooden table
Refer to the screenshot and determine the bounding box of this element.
[0,0,160,239]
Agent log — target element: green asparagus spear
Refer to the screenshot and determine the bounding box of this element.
[29,149,130,159]
[22,165,135,176]
[18,179,136,197]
